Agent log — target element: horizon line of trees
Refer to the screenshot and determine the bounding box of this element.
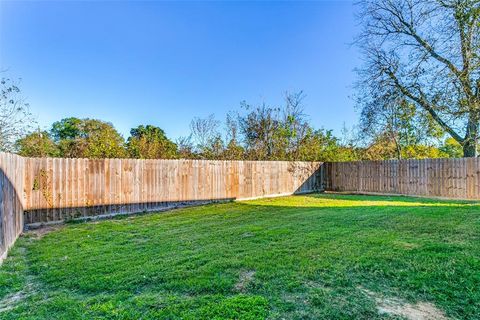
[13,91,358,161]
[11,90,465,162]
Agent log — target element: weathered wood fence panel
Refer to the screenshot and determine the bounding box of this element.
[0,153,25,262]
[21,158,323,225]
[325,158,480,200]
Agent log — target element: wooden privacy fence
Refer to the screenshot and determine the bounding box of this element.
[324,158,480,199]
[0,153,24,261]
[22,158,323,224]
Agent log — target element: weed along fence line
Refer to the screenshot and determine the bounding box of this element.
[324,158,480,199]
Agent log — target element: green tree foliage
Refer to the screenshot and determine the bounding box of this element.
[127,125,178,159]
[51,117,83,141]
[176,135,197,159]
[52,118,126,158]
[239,103,284,160]
[16,130,59,157]
[360,134,447,160]
[439,138,464,158]
[235,92,353,161]
[296,129,352,162]
[200,136,225,160]
[223,139,245,160]
[358,87,447,160]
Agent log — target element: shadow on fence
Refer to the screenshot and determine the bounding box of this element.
[24,198,237,227]
[290,162,326,195]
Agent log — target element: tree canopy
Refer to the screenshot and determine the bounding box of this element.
[127,125,178,159]
[16,92,463,161]
[356,0,480,157]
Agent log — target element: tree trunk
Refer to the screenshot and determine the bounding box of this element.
[463,115,479,157]
[463,139,478,157]
[392,134,402,160]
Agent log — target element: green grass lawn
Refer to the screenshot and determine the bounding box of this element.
[1,194,479,319]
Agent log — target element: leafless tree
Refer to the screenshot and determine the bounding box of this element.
[359,86,441,159]
[0,77,35,152]
[356,0,480,156]
[283,91,310,159]
[225,111,239,143]
[176,135,196,159]
[189,114,221,153]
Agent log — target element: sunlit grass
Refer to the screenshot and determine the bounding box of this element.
[246,193,478,207]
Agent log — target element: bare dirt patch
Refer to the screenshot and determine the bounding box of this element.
[25,225,63,239]
[234,270,255,292]
[360,288,448,320]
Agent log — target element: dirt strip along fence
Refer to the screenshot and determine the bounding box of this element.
[324,158,480,200]
[0,153,25,261]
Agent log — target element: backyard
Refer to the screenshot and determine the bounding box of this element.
[0,194,479,319]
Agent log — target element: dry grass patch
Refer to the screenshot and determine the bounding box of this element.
[25,225,64,239]
[234,270,256,293]
[360,288,448,320]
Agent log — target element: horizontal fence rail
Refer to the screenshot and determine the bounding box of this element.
[324,158,480,200]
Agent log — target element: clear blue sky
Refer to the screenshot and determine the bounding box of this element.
[1,0,361,140]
